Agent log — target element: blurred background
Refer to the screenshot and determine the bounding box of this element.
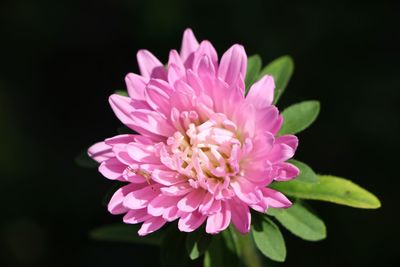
[0,0,399,266]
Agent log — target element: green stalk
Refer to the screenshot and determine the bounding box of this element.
[230,227,263,267]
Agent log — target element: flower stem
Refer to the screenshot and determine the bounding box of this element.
[234,231,263,267]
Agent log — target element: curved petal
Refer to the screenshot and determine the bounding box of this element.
[147,194,180,216]
[88,141,113,163]
[138,217,167,236]
[178,211,207,232]
[218,44,247,87]
[177,189,206,212]
[255,106,283,135]
[230,177,260,205]
[205,202,231,234]
[107,184,136,215]
[145,79,173,116]
[160,183,193,196]
[246,75,275,109]
[267,140,297,163]
[273,162,300,181]
[125,73,147,101]
[126,143,159,164]
[136,49,166,80]
[104,134,137,146]
[99,157,126,180]
[275,135,298,150]
[123,208,151,224]
[123,184,161,209]
[193,41,218,71]
[180,28,199,63]
[151,169,186,186]
[131,109,175,137]
[229,198,251,234]
[262,187,292,208]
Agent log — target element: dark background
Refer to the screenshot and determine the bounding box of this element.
[1,0,399,266]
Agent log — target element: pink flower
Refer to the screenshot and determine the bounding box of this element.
[88,29,299,236]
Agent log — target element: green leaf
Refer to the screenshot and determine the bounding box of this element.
[268,202,326,241]
[74,150,98,168]
[204,233,240,267]
[115,90,128,96]
[270,175,381,209]
[185,229,212,260]
[279,100,320,135]
[288,159,318,183]
[252,216,286,262]
[90,224,164,246]
[245,54,262,93]
[259,55,294,104]
[161,226,189,267]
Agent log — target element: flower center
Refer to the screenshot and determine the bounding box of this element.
[164,112,243,191]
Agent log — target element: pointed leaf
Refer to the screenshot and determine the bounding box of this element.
[252,216,286,262]
[268,202,326,241]
[288,159,318,183]
[245,54,262,93]
[115,90,128,96]
[185,229,213,260]
[90,223,164,246]
[259,55,294,104]
[270,175,381,209]
[279,100,320,135]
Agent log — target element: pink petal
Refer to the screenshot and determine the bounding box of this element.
[123,208,152,224]
[108,94,136,127]
[136,49,166,80]
[255,106,282,135]
[160,183,193,196]
[194,55,216,79]
[229,198,251,234]
[198,193,214,214]
[151,169,185,186]
[180,28,199,62]
[247,131,275,162]
[162,206,181,222]
[123,184,160,209]
[88,142,113,163]
[108,184,135,214]
[205,203,231,234]
[104,134,137,146]
[218,44,247,86]
[168,50,186,85]
[138,217,167,236]
[276,135,298,150]
[147,194,180,216]
[267,143,296,163]
[177,189,206,212]
[193,41,218,71]
[109,95,163,140]
[126,143,159,164]
[178,211,207,232]
[273,162,300,181]
[262,187,292,208]
[145,79,173,116]
[246,75,275,109]
[125,73,147,101]
[99,157,126,180]
[230,177,260,205]
[131,109,175,137]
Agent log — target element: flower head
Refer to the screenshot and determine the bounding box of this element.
[88,29,299,236]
